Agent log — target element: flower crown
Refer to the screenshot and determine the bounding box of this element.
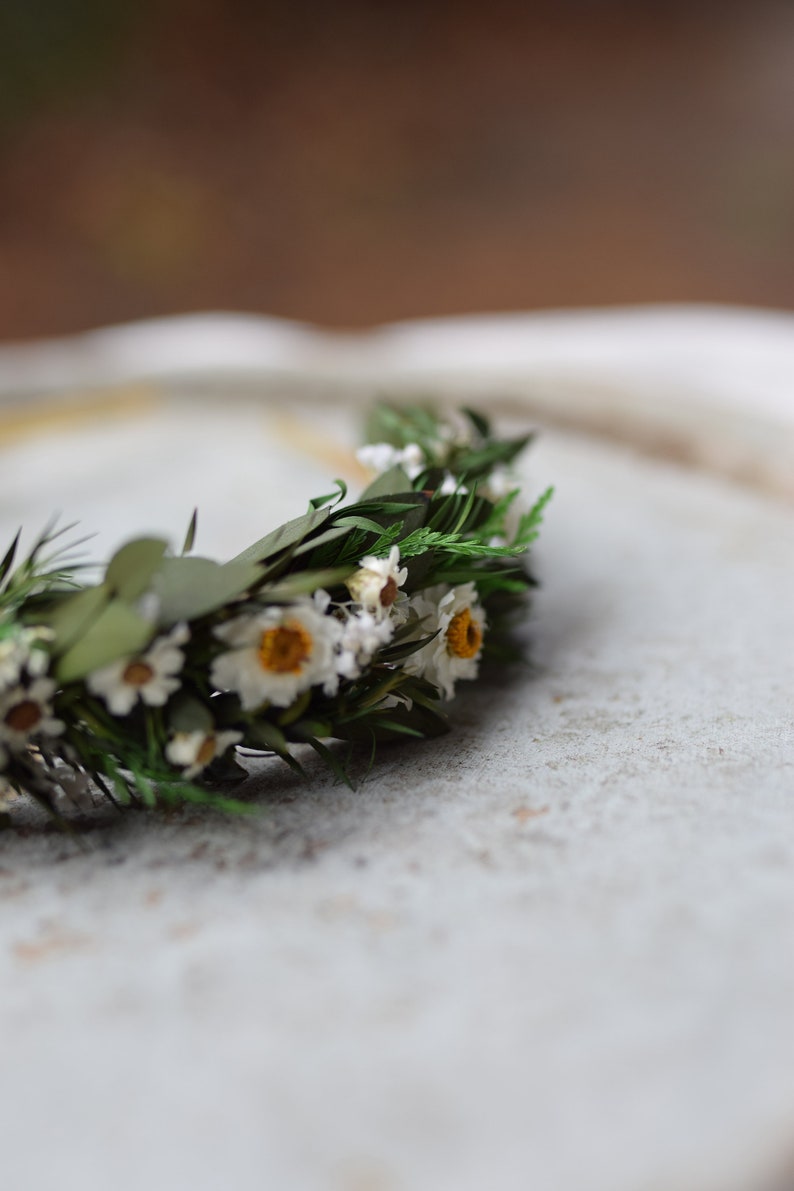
[0,404,551,824]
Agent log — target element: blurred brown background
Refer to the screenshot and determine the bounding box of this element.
[1,0,792,341]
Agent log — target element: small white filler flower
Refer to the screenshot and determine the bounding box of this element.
[0,677,64,749]
[402,582,486,700]
[346,545,408,622]
[165,729,243,780]
[356,442,426,480]
[87,624,189,716]
[211,594,343,710]
[336,609,395,681]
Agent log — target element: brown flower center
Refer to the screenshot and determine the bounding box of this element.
[258,622,312,674]
[123,660,155,687]
[4,699,43,733]
[196,735,217,767]
[446,608,482,659]
[380,576,398,607]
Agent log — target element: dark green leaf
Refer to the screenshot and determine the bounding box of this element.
[463,407,490,438]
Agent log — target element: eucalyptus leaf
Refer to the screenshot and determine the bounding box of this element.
[152,556,260,625]
[105,537,169,601]
[46,584,110,652]
[229,506,330,565]
[56,600,154,683]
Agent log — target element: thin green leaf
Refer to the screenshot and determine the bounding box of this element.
[302,735,355,789]
[309,479,348,509]
[463,407,490,438]
[182,509,198,555]
[0,529,21,585]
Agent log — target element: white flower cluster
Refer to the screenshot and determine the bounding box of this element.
[356,411,478,485]
[206,549,484,715]
[356,441,427,480]
[209,547,409,712]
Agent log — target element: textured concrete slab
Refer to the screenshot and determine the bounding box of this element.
[1,407,792,1191]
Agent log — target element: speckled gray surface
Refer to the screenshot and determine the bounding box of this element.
[1,407,793,1191]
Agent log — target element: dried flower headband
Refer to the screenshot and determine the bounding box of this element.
[0,404,551,825]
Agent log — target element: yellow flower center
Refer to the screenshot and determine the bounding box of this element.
[446,608,482,659]
[258,621,312,674]
[380,576,398,607]
[123,660,155,687]
[5,699,43,733]
[196,735,217,767]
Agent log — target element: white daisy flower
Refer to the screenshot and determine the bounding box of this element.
[86,624,189,716]
[211,594,343,710]
[356,441,426,480]
[336,608,395,680]
[402,582,486,700]
[346,546,408,622]
[165,729,243,779]
[0,677,64,749]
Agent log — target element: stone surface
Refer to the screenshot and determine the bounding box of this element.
[1,397,793,1191]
